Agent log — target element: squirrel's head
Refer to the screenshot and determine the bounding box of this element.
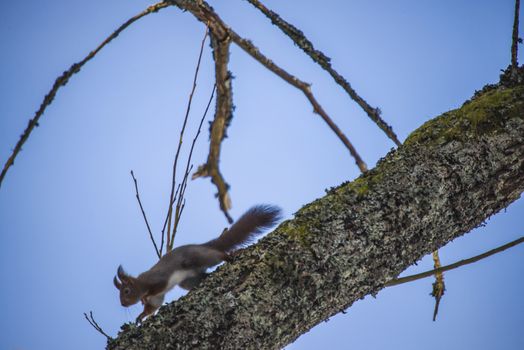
[113,265,142,307]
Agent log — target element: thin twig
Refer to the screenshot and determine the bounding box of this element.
[243,0,401,147]
[161,86,216,250]
[168,84,216,248]
[511,0,521,78]
[83,311,112,341]
[386,236,524,287]
[161,183,181,253]
[0,2,172,189]
[164,26,210,251]
[430,250,445,321]
[162,88,217,250]
[131,170,161,259]
[177,0,367,173]
[170,164,191,250]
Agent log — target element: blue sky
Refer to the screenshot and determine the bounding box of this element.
[0,1,522,349]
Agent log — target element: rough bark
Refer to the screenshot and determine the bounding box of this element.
[108,81,524,349]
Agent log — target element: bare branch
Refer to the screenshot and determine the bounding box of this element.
[83,311,112,341]
[130,170,161,259]
[168,86,216,247]
[192,32,235,223]
[161,183,181,254]
[243,0,401,147]
[511,0,521,74]
[230,34,368,172]
[430,250,445,321]
[177,0,367,173]
[0,2,172,189]
[164,26,210,250]
[160,85,216,251]
[386,236,524,287]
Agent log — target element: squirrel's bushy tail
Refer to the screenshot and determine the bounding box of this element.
[204,204,282,253]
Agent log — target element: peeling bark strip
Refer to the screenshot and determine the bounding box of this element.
[108,85,524,349]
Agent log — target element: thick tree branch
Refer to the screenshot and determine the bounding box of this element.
[108,82,524,349]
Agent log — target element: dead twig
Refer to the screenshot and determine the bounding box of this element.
[131,170,160,259]
[243,0,401,147]
[161,86,216,249]
[170,85,217,249]
[430,250,445,321]
[177,0,367,175]
[83,311,112,341]
[386,236,524,287]
[0,2,172,189]
[192,31,235,223]
[164,26,210,251]
[229,32,367,172]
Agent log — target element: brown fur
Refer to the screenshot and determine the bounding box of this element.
[204,205,281,252]
[114,204,282,322]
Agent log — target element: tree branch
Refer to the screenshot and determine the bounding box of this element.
[385,236,524,287]
[243,0,401,147]
[0,2,172,189]
[161,85,215,251]
[511,0,521,74]
[84,311,112,341]
[230,30,368,171]
[177,0,368,175]
[229,27,368,173]
[108,83,524,349]
[192,31,235,223]
[130,170,160,259]
[170,85,217,249]
[165,26,210,250]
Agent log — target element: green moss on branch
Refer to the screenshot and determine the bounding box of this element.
[405,86,524,146]
[109,82,524,350]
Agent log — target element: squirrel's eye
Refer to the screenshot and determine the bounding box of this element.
[123,288,131,295]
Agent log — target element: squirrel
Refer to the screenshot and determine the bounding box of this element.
[113,204,282,323]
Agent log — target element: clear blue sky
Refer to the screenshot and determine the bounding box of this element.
[0,1,522,349]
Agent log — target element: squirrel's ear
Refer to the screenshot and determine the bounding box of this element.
[113,276,122,290]
[117,265,129,282]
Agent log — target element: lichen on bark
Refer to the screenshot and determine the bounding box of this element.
[108,83,524,350]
